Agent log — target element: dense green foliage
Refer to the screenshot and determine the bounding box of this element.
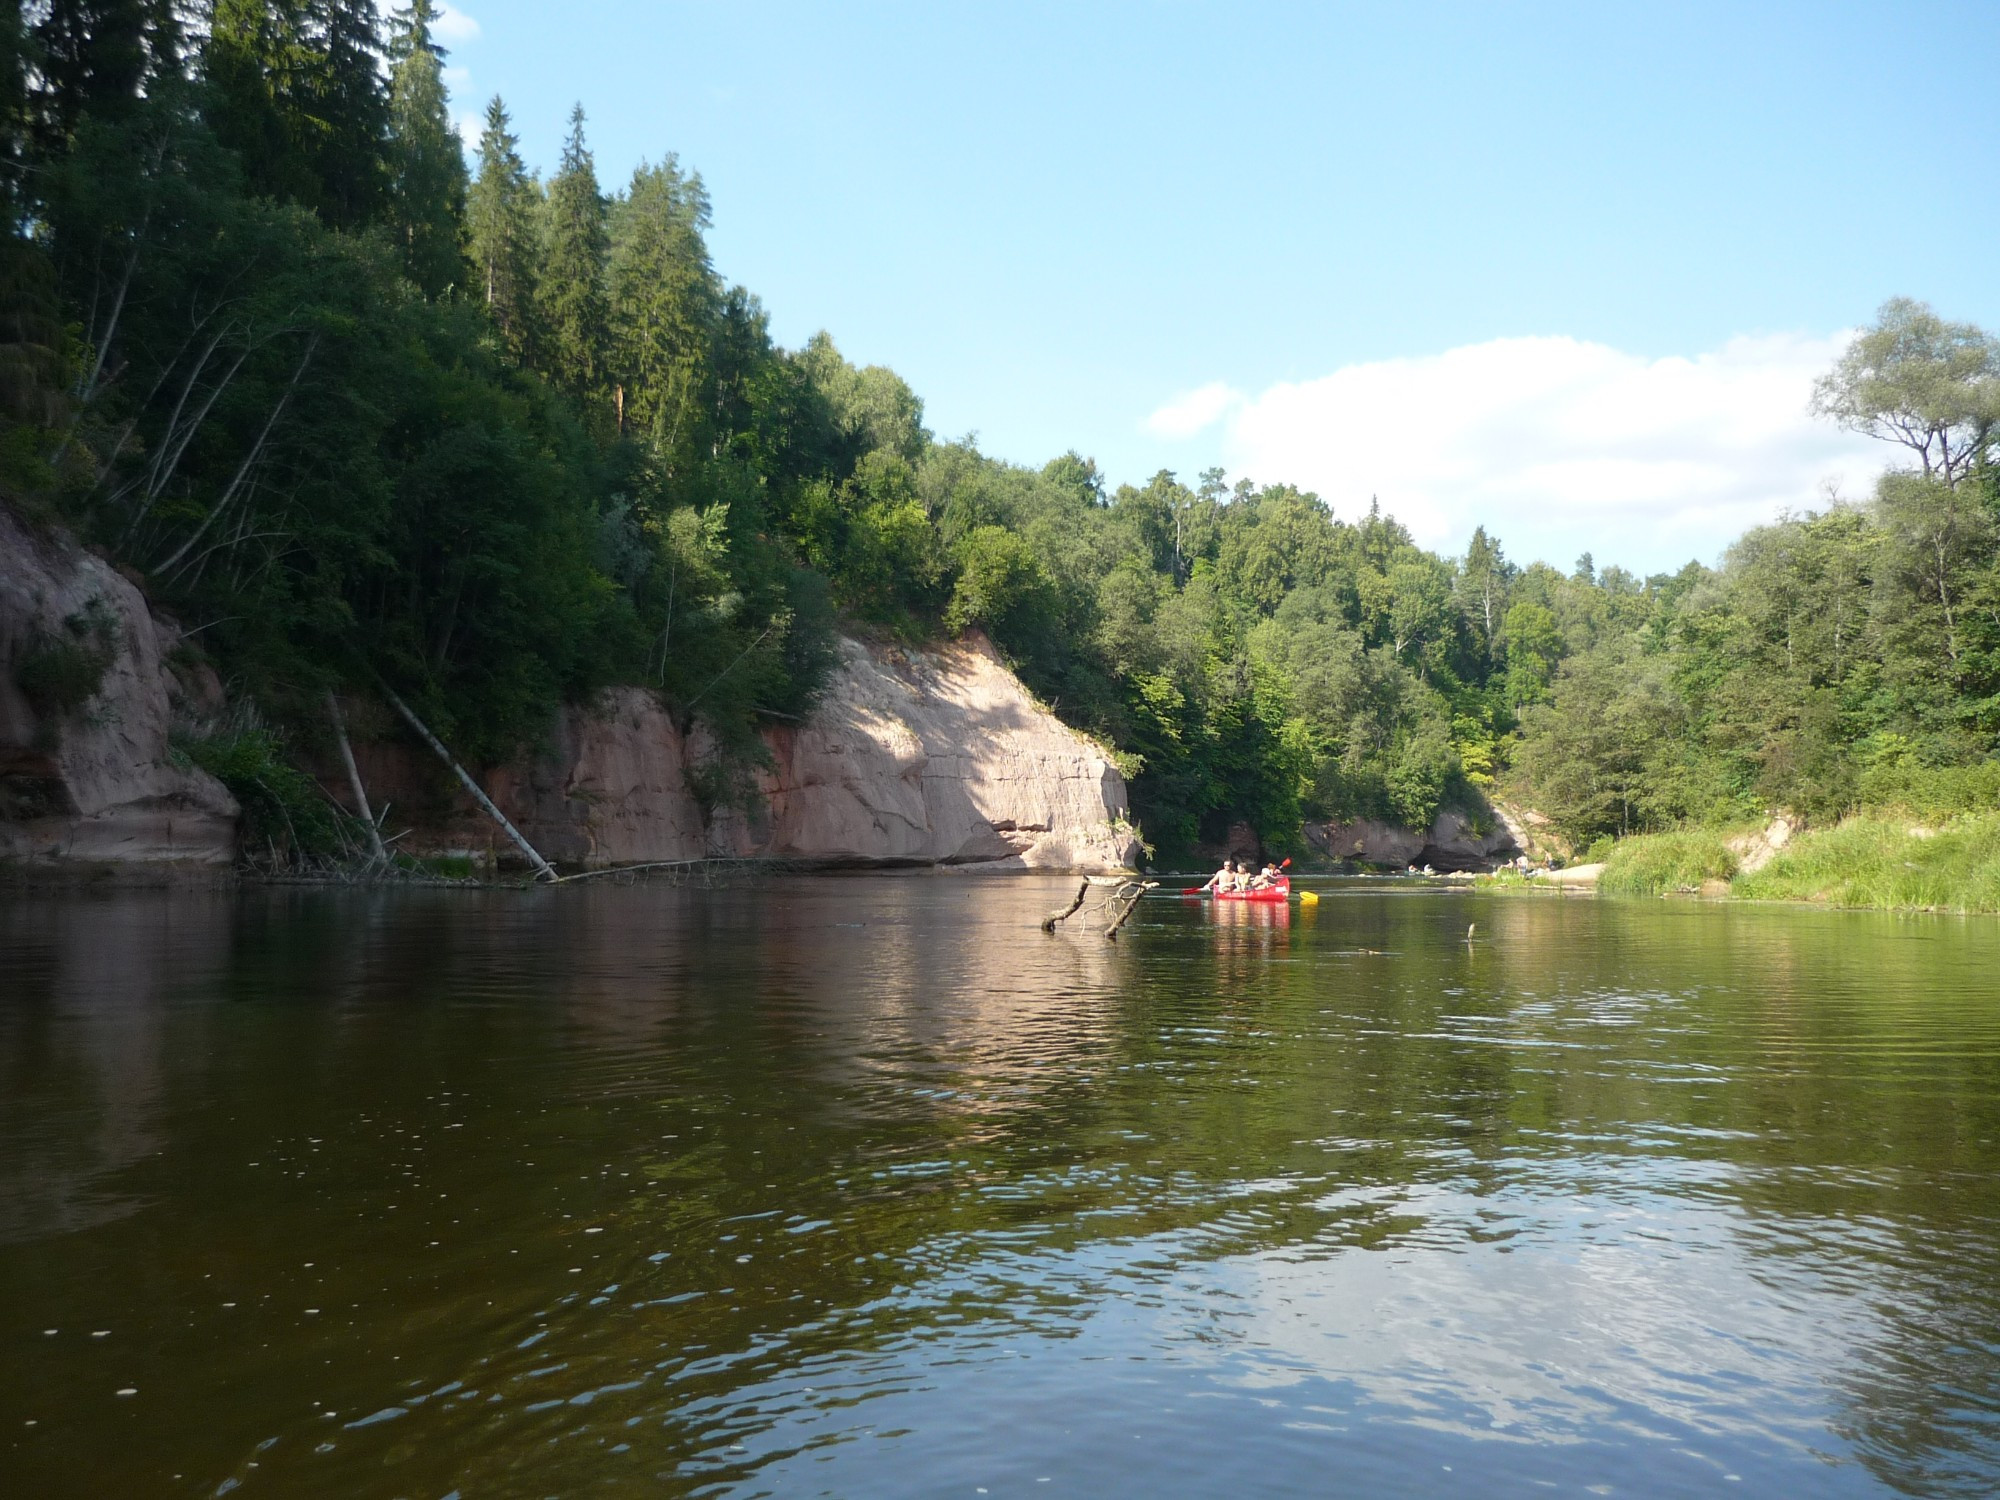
[4,6,1997,866]
[1732,814,2000,913]
[1596,829,1739,897]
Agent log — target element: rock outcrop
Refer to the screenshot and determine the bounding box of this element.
[1725,813,1796,875]
[0,506,237,867]
[1307,801,1529,872]
[740,635,1138,871]
[374,632,1141,874]
[3,505,1131,876]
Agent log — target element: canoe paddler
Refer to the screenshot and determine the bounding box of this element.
[1201,859,1235,893]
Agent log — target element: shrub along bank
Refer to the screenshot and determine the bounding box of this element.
[1731,814,2000,914]
[1576,814,2000,914]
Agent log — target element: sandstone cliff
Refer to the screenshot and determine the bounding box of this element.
[0,506,237,867]
[357,632,1141,874]
[1304,799,1549,872]
[3,507,1135,874]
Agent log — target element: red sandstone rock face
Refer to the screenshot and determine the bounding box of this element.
[742,634,1140,872]
[383,633,1141,874]
[4,504,1134,875]
[0,506,238,866]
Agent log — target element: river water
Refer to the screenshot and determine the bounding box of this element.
[3,876,1999,1498]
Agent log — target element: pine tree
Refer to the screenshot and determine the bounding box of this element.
[609,157,717,454]
[385,0,466,297]
[464,94,540,362]
[536,104,608,408]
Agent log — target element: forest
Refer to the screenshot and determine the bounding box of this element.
[4,2,1999,865]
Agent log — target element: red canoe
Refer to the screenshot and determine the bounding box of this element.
[1181,878,1291,903]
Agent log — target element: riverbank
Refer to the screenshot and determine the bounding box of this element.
[1504,812,2000,914]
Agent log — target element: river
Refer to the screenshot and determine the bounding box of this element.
[3,876,1998,1497]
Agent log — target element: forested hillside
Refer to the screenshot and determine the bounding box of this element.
[4,4,1998,864]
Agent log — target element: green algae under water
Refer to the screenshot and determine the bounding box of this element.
[4,877,2000,1498]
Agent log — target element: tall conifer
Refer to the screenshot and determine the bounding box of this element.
[537,104,608,408]
[609,157,717,455]
[30,0,149,155]
[386,0,466,297]
[205,0,386,227]
[303,0,389,228]
[465,95,539,362]
[203,0,299,205]
[1,2,29,231]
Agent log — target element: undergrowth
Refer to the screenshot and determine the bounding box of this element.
[171,710,346,861]
[1597,829,1740,896]
[1732,814,2000,914]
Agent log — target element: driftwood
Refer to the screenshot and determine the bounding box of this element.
[377,681,558,883]
[1103,880,1157,940]
[1041,879,1091,932]
[325,690,387,865]
[1041,875,1157,938]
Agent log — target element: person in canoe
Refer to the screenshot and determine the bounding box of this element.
[1200,859,1238,894]
[1249,860,1284,889]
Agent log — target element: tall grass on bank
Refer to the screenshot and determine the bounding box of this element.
[1597,829,1740,896]
[1733,814,2000,913]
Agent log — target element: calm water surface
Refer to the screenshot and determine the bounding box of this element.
[3,877,2000,1498]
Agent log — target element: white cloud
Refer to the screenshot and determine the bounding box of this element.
[372,2,481,46]
[1145,381,1243,440]
[455,110,483,154]
[1145,332,1892,572]
[433,4,481,45]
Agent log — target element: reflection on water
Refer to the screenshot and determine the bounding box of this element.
[3,878,2000,1497]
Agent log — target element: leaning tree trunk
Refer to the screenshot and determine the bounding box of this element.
[377,682,557,883]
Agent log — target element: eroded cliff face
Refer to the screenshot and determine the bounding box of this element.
[740,635,1139,871]
[0,507,237,867]
[1305,801,1539,872]
[391,633,1141,874]
[2,505,1134,875]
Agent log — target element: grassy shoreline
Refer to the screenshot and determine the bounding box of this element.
[1560,812,2000,914]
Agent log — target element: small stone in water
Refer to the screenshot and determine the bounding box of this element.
[116,1388,137,1397]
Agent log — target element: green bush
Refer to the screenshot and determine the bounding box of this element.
[1598,829,1739,896]
[1734,814,2000,913]
[173,721,345,859]
[15,601,118,718]
[1856,757,2000,822]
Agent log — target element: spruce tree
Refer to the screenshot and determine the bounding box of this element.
[31,0,149,154]
[465,95,540,362]
[536,104,609,408]
[609,157,717,455]
[203,0,301,206]
[386,0,467,297]
[1,2,28,231]
[303,0,389,228]
[205,0,387,227]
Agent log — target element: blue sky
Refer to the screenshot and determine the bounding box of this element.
[429,1,2000,572]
